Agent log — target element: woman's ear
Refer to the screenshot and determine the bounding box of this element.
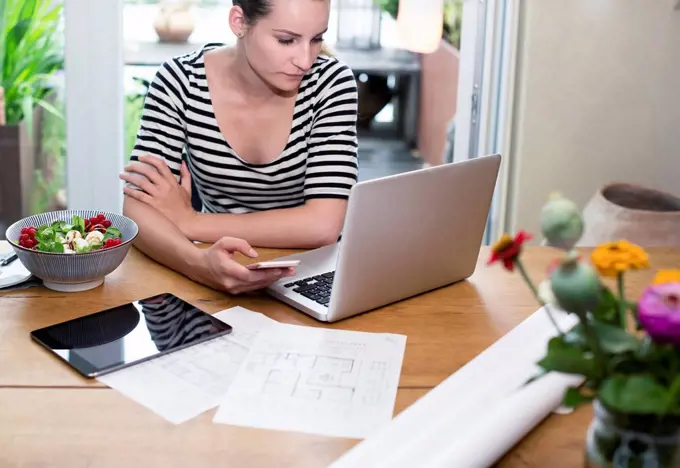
[229,5,248,38]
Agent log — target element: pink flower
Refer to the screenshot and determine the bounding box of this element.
[638,283,680,345]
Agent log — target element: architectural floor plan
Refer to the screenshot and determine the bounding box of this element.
[214,324,407,439]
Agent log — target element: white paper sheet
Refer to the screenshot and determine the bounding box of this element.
[98,307,278,424]
[213,324,407,439]
[329,307,582,468]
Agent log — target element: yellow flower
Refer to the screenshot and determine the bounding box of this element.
[591,240,649,277]
[653,269,680,285]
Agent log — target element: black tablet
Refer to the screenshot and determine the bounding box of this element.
[30,292,232,378]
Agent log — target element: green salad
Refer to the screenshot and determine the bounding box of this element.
[17,214,123,253]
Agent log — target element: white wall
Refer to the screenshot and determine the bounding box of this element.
[505,0,680,235]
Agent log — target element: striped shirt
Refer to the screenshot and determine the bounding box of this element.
[129,43,359,214]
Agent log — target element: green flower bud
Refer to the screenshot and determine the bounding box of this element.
[550,253,601,313]
[540,193,584,250]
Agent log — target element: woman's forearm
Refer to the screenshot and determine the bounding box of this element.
[184,203,345,249]
[123,196,204,280]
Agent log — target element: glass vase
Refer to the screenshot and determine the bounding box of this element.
[585,400,680,467]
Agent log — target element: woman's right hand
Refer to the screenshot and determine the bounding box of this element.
[192,237,295,295]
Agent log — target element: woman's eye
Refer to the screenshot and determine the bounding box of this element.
[312,37,324,43]
[278,38,294,45]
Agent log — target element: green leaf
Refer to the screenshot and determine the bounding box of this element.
[71,216,85,234]
[36,239,63,253]
[592,321,641,354]
[104,227,122,239]
[668,376,680,412]
[37,97,63,119]
[538,345,598,378]
[591,287,619,325]
[599,375,671,415]
[563,386,594,409]
[564,320,640,355]
[36,226,54,242]
[562,323,588,348]
[1,0,63,125]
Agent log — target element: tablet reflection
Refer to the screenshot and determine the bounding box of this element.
[138,293,219,351]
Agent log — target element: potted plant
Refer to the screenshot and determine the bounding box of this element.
[488,193,680,466]
[0,0,63,230]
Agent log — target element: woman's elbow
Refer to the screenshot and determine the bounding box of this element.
[310,218,344,248]
[315,227,341,247]
[300,199,347,248]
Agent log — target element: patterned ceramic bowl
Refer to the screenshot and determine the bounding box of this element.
[5,210,139,292]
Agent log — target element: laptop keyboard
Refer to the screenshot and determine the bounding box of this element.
[283,272,335,307]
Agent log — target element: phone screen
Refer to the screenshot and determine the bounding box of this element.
[30,293,232,378]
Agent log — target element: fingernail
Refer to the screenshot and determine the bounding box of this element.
[249,248,258,257]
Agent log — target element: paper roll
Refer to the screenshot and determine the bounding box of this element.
[424,372,583,468]
[330,308,581,468]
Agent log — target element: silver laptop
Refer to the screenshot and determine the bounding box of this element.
[265,154,501,322]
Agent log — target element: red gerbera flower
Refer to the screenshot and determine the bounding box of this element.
[487,230,533,271]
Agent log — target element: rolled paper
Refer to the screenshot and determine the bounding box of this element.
[329,308,581,468]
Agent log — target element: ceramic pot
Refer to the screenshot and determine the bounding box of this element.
[578,183,680,247]
[585,400,680,467]
[154,1,195,44]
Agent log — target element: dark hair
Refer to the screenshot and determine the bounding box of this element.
[232,0,333,55]
[232,0,272,24]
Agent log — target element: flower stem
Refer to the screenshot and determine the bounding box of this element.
[575,310,606,379]
[515,259,564,336]
[617,273,627,330]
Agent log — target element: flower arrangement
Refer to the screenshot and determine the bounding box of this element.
[488,193,680,465]
[489,194,680,416]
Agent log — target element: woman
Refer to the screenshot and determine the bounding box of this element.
[120,0,359,295]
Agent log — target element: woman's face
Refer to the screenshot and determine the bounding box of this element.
[236,0,329,92]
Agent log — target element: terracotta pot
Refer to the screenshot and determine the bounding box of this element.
[578,183,680,247]
[154,1,195,44]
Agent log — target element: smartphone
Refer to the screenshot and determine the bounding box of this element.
[30,293,232,378]
[247,260,301,270]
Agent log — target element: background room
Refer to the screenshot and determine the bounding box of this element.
[2,0,680,248]
[0,0,464,237]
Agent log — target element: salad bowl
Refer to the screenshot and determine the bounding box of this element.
[5,210,139,292]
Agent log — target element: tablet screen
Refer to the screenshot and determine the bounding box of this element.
[30,293,232,377]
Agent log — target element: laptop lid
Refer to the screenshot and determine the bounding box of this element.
[326,154,501,321]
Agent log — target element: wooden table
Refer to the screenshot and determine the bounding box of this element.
[1,245,678,467]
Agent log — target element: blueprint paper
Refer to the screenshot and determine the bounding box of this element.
[98,307,278,424]
[213,324,407,439]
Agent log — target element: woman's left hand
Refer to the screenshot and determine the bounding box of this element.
[120,154,196,237]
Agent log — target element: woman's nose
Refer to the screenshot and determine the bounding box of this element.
[292,46,315,72]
